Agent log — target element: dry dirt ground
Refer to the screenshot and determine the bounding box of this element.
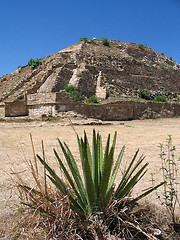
[0,118,180,238]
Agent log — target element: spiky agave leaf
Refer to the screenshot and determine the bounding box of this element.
[114,150,144,197]
[81,135,96,214]
[37,154,87,216]
[34,130,164,218]
[55,140,88,208]
[108,145,125,191]
[100,132,117,200]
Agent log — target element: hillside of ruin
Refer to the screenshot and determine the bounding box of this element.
[0,39,179,120]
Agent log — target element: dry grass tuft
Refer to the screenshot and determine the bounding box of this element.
[7,198,180,239]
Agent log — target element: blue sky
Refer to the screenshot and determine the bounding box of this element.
[0,0,180,77]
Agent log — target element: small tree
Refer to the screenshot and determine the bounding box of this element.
[64,85,76,93]
[86,96,98,104]
[154,95,167,102]
[138,90,152,100]
[102,38,110,46]
[79,37,88,42]
[28,58,42,70]
[70,90,82,101]
[138,43,144,49]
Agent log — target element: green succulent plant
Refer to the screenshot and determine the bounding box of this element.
[23,130,164,218]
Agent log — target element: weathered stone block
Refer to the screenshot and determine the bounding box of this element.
[5,102,28,117]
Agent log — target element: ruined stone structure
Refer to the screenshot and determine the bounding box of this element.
[26,92,180,120]
[96,71,107,99]
[0,39,180,120]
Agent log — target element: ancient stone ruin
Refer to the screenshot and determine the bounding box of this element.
[0,39,180,120]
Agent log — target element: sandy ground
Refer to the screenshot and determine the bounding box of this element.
[0,118,180,235]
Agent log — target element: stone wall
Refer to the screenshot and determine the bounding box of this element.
[27,93,57,117]
[0,104,5,118]
[55,101,180,120]
[4,91,180,120]
[69,101,134,120]
[5,102,28,117]
[133,101,180,119]
[27,93,56,105]
[28,104,54,117]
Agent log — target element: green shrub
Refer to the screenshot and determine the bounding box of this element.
[64,85,76,93]
[109,88,114,94]
[24,130,164,218]
[64,85,82,101]
[17,65,22,69]
[28,58,42,70]
[79,37,88,42]
[168,65,174,71]
[70,90,82,101]
[159,63,165,69]
[86,96,98,104]
[138,43,144,49]
[151,136,179,225]
[169,56,173,61]
[154,95,167,102]
[8,90,14,96]
[147,60,153,66]
[101,38,110,46]
[138,90,152,100]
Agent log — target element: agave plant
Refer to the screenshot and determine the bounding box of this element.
[27,130,164,218]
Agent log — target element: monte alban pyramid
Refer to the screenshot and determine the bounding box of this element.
[0,39,179,119]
